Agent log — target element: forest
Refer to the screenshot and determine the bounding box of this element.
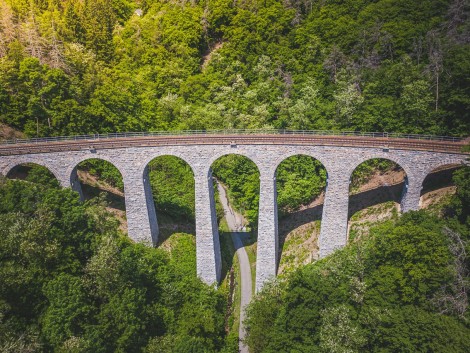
[0,0,470,352]
[0,0,469,137]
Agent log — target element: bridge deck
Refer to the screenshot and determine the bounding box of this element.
[0,134,467,156]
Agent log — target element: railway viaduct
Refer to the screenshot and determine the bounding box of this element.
[0,131,468,291]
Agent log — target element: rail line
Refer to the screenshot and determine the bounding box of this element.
[0,133,467,156]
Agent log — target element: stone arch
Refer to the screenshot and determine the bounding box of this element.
[421,157,465,179]
[209,152,261,219]
[347,157,408,238]
[67,154,126,189]
[3,158,62,185]
[419,161,463,210]
[206,150,263,178]
[142,154,197,246]
[347,154,412,183]
[273,151,331,181]
[209,152,261,283]
[69,157,127,230]
[138,151,195,184]
[274,153,328,273]
[4,161,61,187]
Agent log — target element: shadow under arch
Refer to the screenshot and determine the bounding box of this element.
[274,154,327,274]
[420,163,461,209]
[144,154,196,246]
[73,158,126,225]
[5,162,60,188]
[348,158,407,238]
[210,153,260,284]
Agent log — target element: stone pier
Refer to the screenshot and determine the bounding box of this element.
[255,174,279,292]
[194,168,221,285]
[319,168,351,257]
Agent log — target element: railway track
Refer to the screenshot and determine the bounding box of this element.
[0,134,467,156]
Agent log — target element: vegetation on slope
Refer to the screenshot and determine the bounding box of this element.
[245,165,470,353]
[0,175,230,353]
[0,0,468,137]
[1,1,469,351]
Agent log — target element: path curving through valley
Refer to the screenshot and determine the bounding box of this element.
[217,182,252,353]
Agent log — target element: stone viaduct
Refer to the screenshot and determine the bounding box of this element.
[0,132,467,291]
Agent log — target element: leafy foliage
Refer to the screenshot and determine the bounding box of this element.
[0,178,229,353]
[1,1,469,351]
[0,0,468,136]
[148,156,195,222]
[450,165,470,228]
[245,211,470,352]
[276,155,326,213]
[212,154,260,225]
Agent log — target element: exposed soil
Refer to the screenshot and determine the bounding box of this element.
[77,170,127,232]
[5,164,33,179]
[77,170,124,197]
[278,221,320,275]
[201,41,224,69]
[156,215,195,247]
[420,185,456,209]
[0,124,25,140]
[351,169,407,195]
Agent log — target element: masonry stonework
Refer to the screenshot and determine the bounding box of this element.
[256,175,279,292]
[0,144,465,291]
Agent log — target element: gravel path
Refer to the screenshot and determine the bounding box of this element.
[217,182,252,353]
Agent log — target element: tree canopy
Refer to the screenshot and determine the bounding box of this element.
[0,0,469,137]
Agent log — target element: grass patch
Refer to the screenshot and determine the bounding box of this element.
[243,229,257,294]
[218,218,241,343]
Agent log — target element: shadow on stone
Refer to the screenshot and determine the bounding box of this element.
[7,164,31,180]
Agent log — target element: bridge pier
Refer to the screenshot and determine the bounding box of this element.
[67,167,84,200]
[124,165,159,245]
[319,171,350,258]
[255,175,278,292]
[195,169,221,285]
[400,175,422,212]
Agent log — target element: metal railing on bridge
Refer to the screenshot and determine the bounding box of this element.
[0,129,465,145]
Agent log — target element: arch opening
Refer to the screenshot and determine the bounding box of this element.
[75,159,126,231]
[6,163,59,188]
[275,154,327,276]
[348,158,407,241]
[211,154,260,285]
[420,164,461,211]
[145,155,196,246]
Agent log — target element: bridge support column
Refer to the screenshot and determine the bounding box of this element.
[57,167,84,200]
[400,176,422,212]
[319,172,350,258]
[69,167,84,200]
[124,166,159,245]
[255,176,278,292]
[195,170,221,286]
